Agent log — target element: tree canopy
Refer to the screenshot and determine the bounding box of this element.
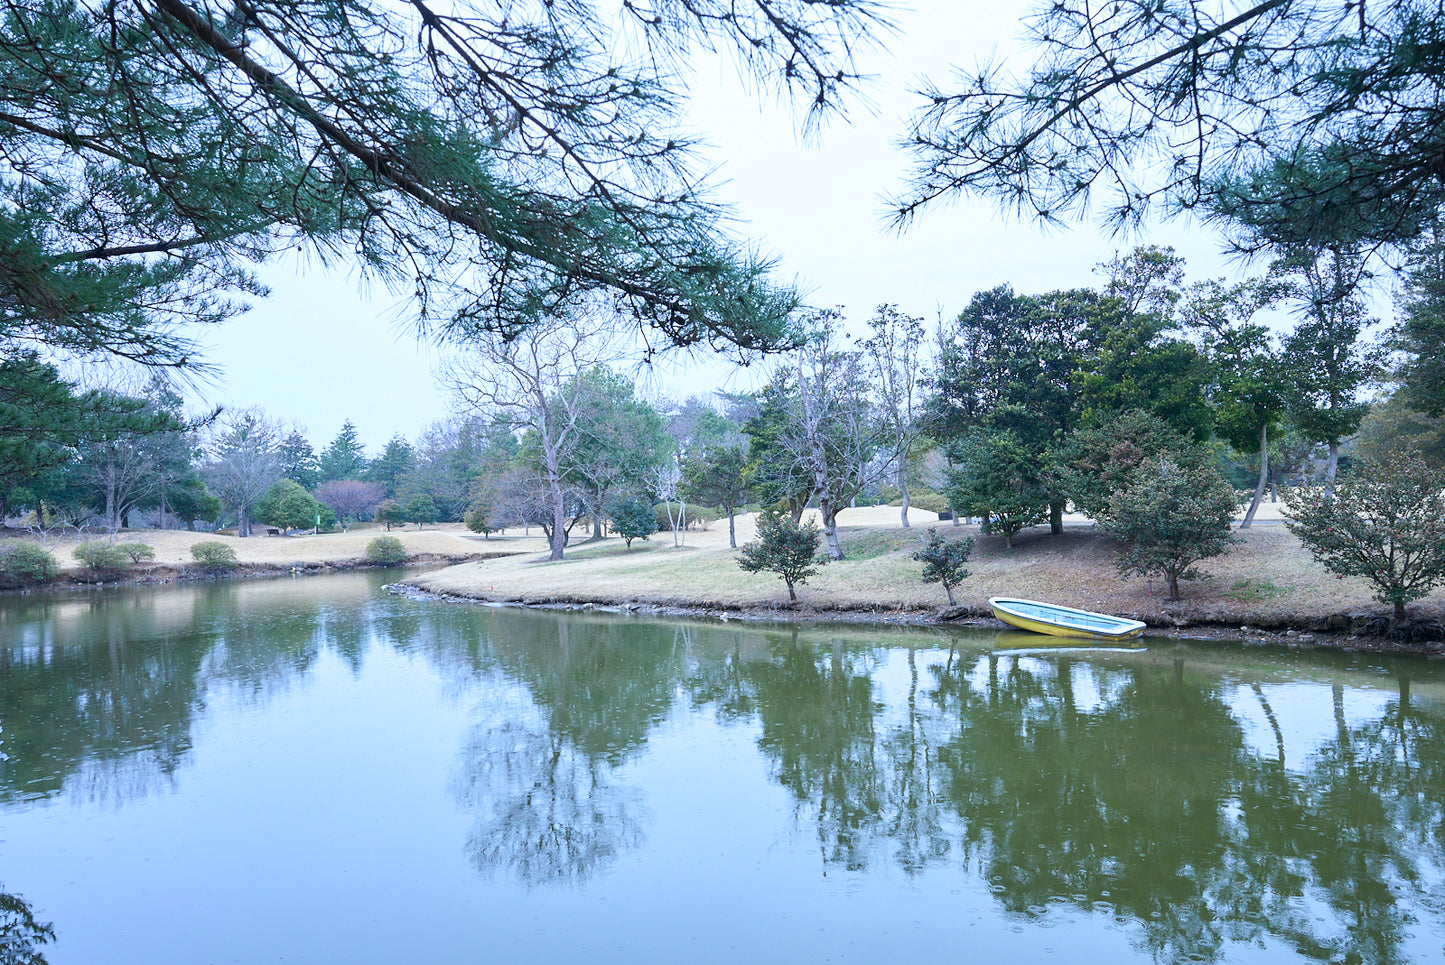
[894,0,1445,249]
[0,0,891,368]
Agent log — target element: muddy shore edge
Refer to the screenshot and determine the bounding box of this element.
[393,582,1445,658]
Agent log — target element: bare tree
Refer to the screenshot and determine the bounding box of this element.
[315,480,385,532]
[775,311,890,561]
[202,410,283,537]
[444,314,624,561]
[860,304,926,528]
[652,460,687,548]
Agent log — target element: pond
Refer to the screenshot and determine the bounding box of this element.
[2,571,1443,964]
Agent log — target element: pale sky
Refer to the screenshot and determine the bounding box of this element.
[186,0,1257,453]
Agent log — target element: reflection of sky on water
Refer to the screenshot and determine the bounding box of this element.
[1229,682,1398,771]
[5,576,1445,964]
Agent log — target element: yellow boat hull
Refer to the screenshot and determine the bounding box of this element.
[989,597,1146,640]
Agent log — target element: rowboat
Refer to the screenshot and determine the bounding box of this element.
[988,597,1147,640]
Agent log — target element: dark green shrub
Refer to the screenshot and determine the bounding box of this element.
[366,535,407,565]
[0,542,58,585]
[73,541,132,571]
[117,542,155,564]
[912,528,974,605]
[1102,455,1240,600]
[737,509,824,603]
[191,541,239,571]
[1285,450,1445,623]
[606,496,654,550]
[904,490,951,515]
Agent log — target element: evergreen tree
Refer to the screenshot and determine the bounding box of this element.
[944,428,1049,550]
[738,509,824,603]
[366,435,415,498]
[1276,245,1384,484]
[605,495,655,550]
[681,446,749,548]
[1286,451,1445,623]
[557,368,672,537]
[0,0,885,370]
[1183,277,1286,527]
[256,479,323,534]
[1102,455,1240,600]
[911,528,973,606]
[403,493,439,530]
[317,420,367,483]
[277,431,321,490]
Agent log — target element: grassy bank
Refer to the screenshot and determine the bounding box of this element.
[406,506,1445,649]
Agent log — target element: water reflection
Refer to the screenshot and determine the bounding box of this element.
[3,578,1445,963]
[0,887,52,964]
[446,611,681,884]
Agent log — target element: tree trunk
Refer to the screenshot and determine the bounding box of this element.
[726,508,736,549]
[1325,439,1340,495]
[944,583,956,606]
[1168,572,1180,599]
[1049,500,1064,535]
[785,578,797,602]
[898,467,911,528]
[1395,599,1407,623]
[548,479,566,561]
[1240,423,1268,529]
[820,496,844,561]
[104,455,118,534]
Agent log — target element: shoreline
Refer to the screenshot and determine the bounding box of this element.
[0,548,524,594]
[394,583,1445,658]
[9,511,1445,657]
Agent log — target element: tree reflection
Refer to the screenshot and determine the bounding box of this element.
[0,886,53,965]
[452,720,646,886]
[0,577,389,805]
[447,611,688,885]
[929,654,1445,964]
[7,580,1445,960]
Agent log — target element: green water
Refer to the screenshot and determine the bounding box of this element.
[2,571,1443,964]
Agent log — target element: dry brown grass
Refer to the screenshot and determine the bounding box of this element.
[409,505,1432,629]
[14,522,501,569]
[14,501,1420,630]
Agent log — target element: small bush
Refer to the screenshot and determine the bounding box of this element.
[606,496,655,550]
[116,542,155,564]
[1285,450,1445,623]
[912,527,974,606]
[737,509,824,603]
[366,535,407,565]
[73,541,132,571]
[0,542,59,585]
[191,541,239,571]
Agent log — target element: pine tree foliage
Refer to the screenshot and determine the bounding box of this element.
[0,0,889,364]
[1285,450,1445,623]
[318,420,368,483]
[895,0,1445,248]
